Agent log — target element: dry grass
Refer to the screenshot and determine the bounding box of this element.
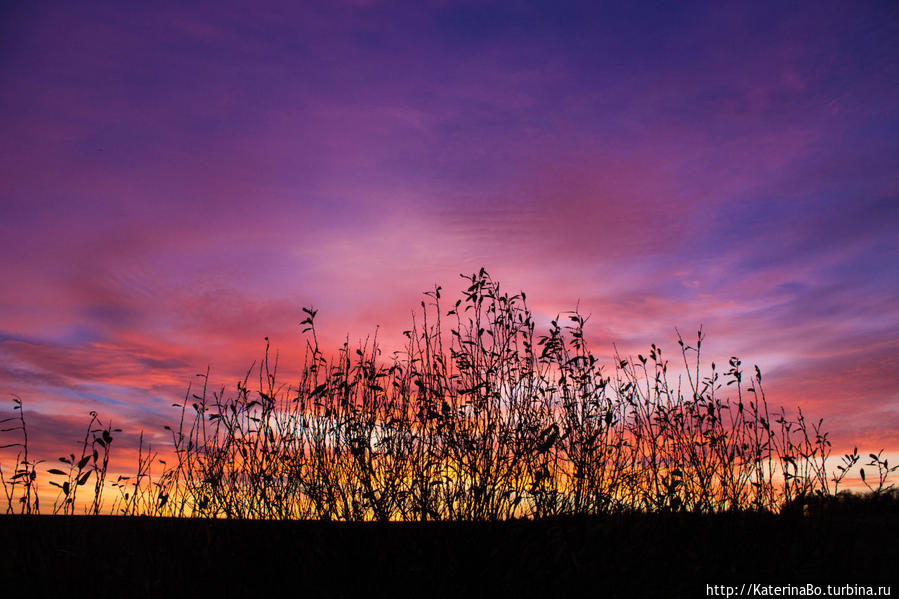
[2,269,896,519]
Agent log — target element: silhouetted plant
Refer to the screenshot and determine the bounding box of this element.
[46,411,117,515]
[1,269,895,519]
[0,396,39,514]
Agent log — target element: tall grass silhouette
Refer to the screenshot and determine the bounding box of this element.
[1,269,895,519]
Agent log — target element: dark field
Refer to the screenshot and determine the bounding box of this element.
[3,273,898,597]
[2,507,896,598]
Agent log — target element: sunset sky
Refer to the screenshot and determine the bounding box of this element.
[1,0,897,465]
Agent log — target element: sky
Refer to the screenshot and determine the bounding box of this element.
[1,0,898,469]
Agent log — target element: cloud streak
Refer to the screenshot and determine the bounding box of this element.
[1,0,897,462]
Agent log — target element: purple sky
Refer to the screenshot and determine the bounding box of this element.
[1,0,898,463]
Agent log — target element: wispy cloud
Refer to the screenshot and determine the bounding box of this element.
[1,0,896,460]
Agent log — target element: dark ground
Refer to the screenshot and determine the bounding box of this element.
[1,506,896,598]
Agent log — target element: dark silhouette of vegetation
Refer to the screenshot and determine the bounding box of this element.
[2,506,897,598]
[1,269,896,519]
